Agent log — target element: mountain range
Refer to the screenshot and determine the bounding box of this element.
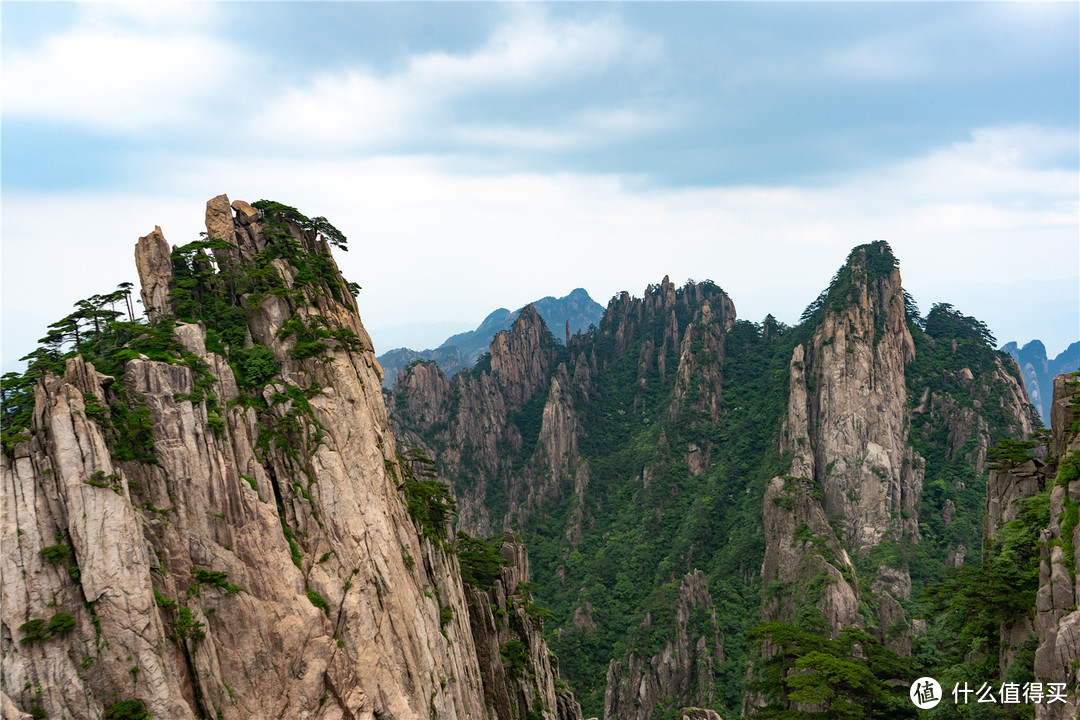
[376,288,605,387]
[3,197,1078,720]
[1002,339,1080,425]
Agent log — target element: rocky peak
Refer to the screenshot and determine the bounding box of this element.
[463,532,583,720]
[3,195,584,720]
[799,241,919,552]
[490,304,560,408]
[134,225,173,320]
[763,241,920,644]
[393,360,452,431]
[601,279,733,366]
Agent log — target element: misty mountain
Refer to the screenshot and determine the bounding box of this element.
[376,287,604,387]
[1002,339,1080,424]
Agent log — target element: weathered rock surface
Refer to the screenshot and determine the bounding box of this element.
[604,571,726,720]
[797,246,921,554]
[2,196,579,720]
[760,242,1038,662]
[681,709,722,720]
[760,476,861,633]
[464,532,583,720]
[391,305,570,536]
[1033,372,1080,720]
[763,244,916,647]
[134,225,174,320]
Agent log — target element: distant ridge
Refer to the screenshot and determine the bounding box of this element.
[376,288,604,387]
[1001,339,1080,424]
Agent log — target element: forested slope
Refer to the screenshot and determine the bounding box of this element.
[390,242,1046,719]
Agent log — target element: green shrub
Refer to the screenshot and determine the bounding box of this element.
[47,612,75,634]
[307,589,330,615]
[103,700,151,720]
[233,344,278,387]
[39,544,71,564]
[191,568,242,594]
[500,638,529,677]
[154,589,176,609]
[171,606,205,644]
[18,619,49,645]
[456,532,511,590]
[395,450,456,542]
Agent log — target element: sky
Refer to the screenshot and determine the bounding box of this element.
[3,1,1078,372]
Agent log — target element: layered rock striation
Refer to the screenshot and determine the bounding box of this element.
[603,571,726,720]
[1,196,579,720]
[760,242,1038,654]
[1033,373,1080,720]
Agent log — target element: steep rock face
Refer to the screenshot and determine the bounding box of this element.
[603,571,726,720]
[670,300,734,425]
[1002,340,1080,425]
[799,247,920,553]
[2,196,577,720]
[490,305,561,408]
[390,360,452,431]
[760,475,861,633]
[984,458,1045,547]
[135,226,173,320]
[379,346,466,389]
[1033,373,1080,720]
[378,288,605,388]
[763,243,917,644]
[392,306,568,536]
[391,277,742,718]
[762,244,1042,671]
[464,532,583,720]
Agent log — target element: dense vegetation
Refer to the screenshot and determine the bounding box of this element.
[749,619,914,720]
[1,201,360,457]
[402,241,1048,719]
[7,218,1058,720]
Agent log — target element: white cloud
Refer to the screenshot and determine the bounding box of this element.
[448,107,674,152]
[251,8,662,150]
[819,40,928,82]
[4,123,1075,369]
[4,5,252,133]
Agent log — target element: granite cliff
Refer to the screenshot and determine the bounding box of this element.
[758,243,1036,649]
[1,196,580,720]
[390,242,1041,719]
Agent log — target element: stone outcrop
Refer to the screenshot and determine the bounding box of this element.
[759,242,1040,663]
[760,475,862,633]
[134,225,173,320]
[1033,372,1080,720]
[670,299,735,425]
[796,244,921,554]
[464,532,583,720]
[377,289,605,389]
[763,243,917,646]
[391,305,571,536]
[604,571,726,720]
[1,196,579,720]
